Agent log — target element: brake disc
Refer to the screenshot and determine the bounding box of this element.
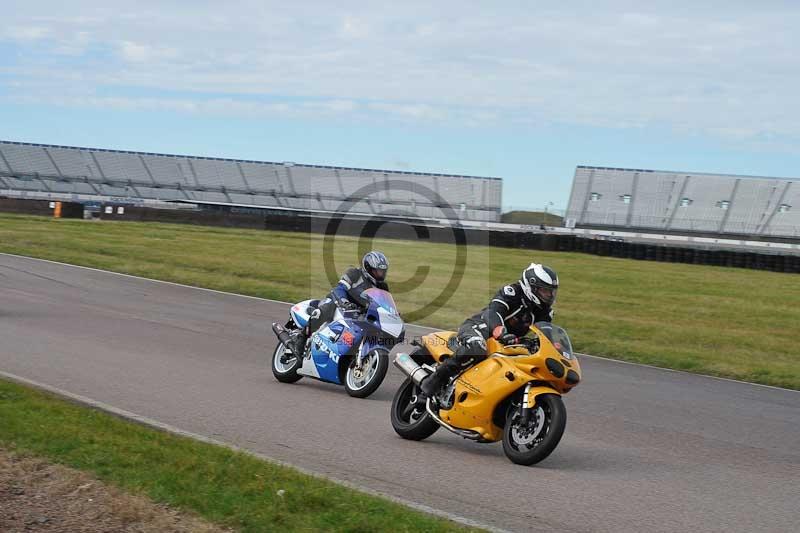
[511,406,546,445]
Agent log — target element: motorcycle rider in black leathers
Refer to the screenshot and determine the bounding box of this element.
[420,263,559,398]
[290,251,390,356]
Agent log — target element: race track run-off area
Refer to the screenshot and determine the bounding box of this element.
[1,253,798,533]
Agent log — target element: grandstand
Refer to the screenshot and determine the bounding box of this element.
[0,140,502,222]
[565,166,799,238]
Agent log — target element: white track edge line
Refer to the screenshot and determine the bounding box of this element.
[2,251,796,394]
[0,369,507,533]
[574,352,798,393]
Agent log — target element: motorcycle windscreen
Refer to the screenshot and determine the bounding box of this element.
[361,288,398,314]
[362,288,403,338]
[533,321,574,359]
[377,307,404,338]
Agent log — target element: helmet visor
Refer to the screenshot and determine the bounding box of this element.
[534,286,557,306]
[370,267,387,282]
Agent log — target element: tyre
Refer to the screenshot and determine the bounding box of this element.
[390,377,440,440]
[502,394,566,465]
[271,340,303,383]
[344,349,389,398]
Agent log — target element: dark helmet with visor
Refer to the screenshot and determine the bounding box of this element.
[362,251,389,284]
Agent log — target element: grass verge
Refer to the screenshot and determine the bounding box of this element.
[0,378,475,532]
[0,213,798,389]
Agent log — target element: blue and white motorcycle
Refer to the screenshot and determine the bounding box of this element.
[271,288,404,398]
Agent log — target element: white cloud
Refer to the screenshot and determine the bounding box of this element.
[53,31,91,55]
[339,15,371,39]
[119,41,151,62]
[302,99,358,113]
[367,102,447,122]
[0,0,799,148]
[118,41,179,63]
[9,92,357,121]
[5,26,50,41]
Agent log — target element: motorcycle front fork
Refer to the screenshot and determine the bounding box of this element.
[519,383,534,425]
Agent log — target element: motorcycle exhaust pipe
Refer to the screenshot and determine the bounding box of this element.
[272,322,293,346]
[393,353,430,386]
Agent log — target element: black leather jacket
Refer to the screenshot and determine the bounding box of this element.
[331,267,390,308]
[465,282,553,338]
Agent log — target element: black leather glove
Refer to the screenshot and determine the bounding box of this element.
[492,326,519,346]
[340,300,358,312]
[498,333,520,346]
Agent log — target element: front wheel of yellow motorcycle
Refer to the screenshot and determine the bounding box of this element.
[502,394,566,466]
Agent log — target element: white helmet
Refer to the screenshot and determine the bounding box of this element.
[519,263,559,307]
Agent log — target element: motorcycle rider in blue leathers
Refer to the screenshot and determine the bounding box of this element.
[290,251,390,356]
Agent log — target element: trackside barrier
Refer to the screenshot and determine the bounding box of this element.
[1,200,797,273]
[94,206,800,273]
[554,235,800,272]
[0,198,83,218]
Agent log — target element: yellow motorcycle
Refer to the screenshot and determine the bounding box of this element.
[391,322,581,465]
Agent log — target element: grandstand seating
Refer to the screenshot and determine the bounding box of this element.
[0,140,501,222]
[566,166,799,238]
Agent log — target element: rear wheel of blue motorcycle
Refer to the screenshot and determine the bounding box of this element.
[344,349,389,398]
[502,394,566,466]
[390,378,440,440]
[271,341,303,383]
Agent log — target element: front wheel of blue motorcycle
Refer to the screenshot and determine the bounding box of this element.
[271,341,303,383]
[344,349,389,398]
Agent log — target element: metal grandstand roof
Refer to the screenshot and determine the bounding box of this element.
[567,166,799,238]
[0,139,501,181]
[0,139,503,221]
[576,165,797,182]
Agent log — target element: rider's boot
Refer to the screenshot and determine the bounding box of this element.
[419,361,457,398]
[290,328,308,358]
[293,306,324,358]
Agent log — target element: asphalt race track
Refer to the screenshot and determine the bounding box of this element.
[1,253,798,532]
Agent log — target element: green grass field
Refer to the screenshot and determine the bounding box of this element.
[1,213,798,389]
[0,378,474,532]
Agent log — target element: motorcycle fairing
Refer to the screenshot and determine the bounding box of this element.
[441,357,527,441]
[299,319,364,384]
[289,299,319,329]
[424,324,579,441]
[420,331,457,362]
[288,291,404,385]
[304,321,342,383]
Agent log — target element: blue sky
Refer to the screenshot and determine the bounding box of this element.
[2,1,799,210]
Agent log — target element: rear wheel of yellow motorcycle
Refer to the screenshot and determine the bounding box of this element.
[390,377,440,440]
[502,394,566,465]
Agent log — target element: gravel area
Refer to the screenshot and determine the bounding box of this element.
[0,448,230,533]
